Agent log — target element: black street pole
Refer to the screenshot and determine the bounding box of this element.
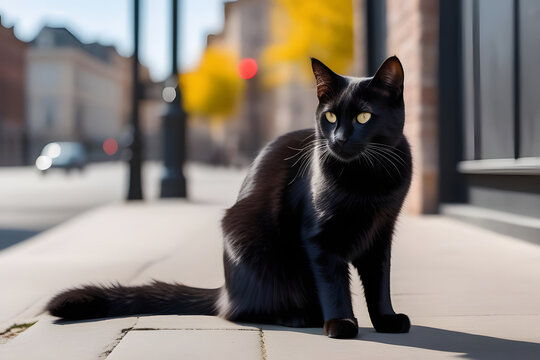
[127,0,144,200]
[160,0,187,198]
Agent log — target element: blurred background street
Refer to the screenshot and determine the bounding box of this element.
[0,163,128,246]
[0,162,245,249]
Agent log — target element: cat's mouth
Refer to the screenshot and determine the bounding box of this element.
[327,143,366,162]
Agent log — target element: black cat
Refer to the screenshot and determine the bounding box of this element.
[47,56,412,339]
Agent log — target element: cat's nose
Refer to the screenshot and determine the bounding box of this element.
[334,135,347,147]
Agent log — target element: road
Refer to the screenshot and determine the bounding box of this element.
[0,162,245,250]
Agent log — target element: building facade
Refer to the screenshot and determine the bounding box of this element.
[0,16,26,166]
[188,0,275,166]
[437,0,540,243]
[368,0,539,241]
[26,26,161,162]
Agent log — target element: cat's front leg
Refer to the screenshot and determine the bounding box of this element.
[352,226,410,333]
[303,236,358,339]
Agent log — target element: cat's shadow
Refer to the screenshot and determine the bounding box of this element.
[254,324,540,360]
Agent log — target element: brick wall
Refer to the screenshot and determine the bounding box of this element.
[386,0,439,214]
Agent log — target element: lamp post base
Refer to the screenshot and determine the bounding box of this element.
[160,175,187,198]
[159,79,187,199]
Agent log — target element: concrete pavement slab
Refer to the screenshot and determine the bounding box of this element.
[106,329,263,360]
[389,216,540,320]
[0,315,137,360]
[261,328,464,360]
[126,204,225,289]
[412,315,540,343]
[134,315,258,331]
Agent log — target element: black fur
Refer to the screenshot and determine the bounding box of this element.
[47,57,412,339]
[47,281,219,320]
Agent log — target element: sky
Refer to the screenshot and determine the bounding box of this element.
[0,0,228,81]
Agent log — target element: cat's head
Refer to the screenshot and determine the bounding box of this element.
[311,56,405,162]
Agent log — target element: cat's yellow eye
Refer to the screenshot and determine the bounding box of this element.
[325,112,337,123]
[356,112,371,124]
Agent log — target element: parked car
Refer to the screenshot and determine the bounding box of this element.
[35,142,87,174]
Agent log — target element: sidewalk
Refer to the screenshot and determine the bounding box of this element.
[0,175,539,358]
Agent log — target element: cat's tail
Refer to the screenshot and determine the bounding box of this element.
[46,281,221,320]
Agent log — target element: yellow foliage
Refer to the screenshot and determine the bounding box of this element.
[262,0,354,86]
[179,46,244,118]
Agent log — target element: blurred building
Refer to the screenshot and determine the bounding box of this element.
[190,0,320,166]
[0,15,26,166]
[26,26,162,162]
[188,0,275,165]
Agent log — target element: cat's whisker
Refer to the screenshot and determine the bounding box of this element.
[284,150,309,161]
[317,149,327,166]
[296,141,330,182]
[298,151,312,176]
[363,148,391,178]
[373,156,396,180]
[367,146,398,166]
[369,142,408,156]
[377,150,403,176]
[300,156,313,179]
[300,132,316,143]
[360,151,376,170]
[287,167,302,185]
[284,142,320,167]
[285,139,323,159]
[366,148,401,181]
[288,143,322,185]
[289,151,308,167]
[337,165,345,180]
[323,148,333,165]
[368,150,406,174]
[308,142,329,173]
[367,144,407,166]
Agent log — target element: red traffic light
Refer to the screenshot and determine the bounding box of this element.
[103,138,119,156]
[238,58,258,79]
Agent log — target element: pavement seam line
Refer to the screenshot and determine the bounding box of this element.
[100,318,138,360]
[132,327,258,331]
[258,329,268,360]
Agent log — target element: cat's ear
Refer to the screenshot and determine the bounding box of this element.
[311,58,343,101]
[368,56,404,98]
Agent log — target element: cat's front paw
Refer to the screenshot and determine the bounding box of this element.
[373,313,410,333]
[323,318,358,339]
